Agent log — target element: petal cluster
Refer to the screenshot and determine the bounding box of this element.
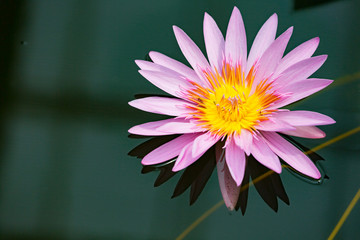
[129,7,335,210]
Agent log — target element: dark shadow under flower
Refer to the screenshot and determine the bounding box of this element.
[129,131,327,214]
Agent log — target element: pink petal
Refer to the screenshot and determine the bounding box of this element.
[139,70,193,98]
[135,60,158,71]
[129,97,189,116]
[274,37,319,77]
[250,136,282,173]
[280,126,326,139]
[192,132,220,158]
[172,132,216,171]
[225,7,247,67]
[135,60,178,74]
[234,129,253,155]
[149,51,202,84]
[252,27,293,88]
[216,142,240,210]
[271,78,333,109]
[173,26,210,83]
[128,118,177,136]
[274,55,328,87]
[203,12,225,71]
[136,60,199,86]
[156,119,202,134]
[129,118,200,136]
[256,117,295,132]
[246,13,278,75]
[274,110,335,126]
[141,133,199,165]
[225,138,246,186]
[262,132,321,179]
[172,142,196,171]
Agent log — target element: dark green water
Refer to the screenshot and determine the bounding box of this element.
[0,0,359,239]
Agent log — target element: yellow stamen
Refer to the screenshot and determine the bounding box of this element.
[187,64,280,137]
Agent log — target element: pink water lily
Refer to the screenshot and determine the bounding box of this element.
[129,7,335,210]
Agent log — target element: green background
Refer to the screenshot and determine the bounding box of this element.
[0,0,359,239]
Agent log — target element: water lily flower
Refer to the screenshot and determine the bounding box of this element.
[129,7,335,211]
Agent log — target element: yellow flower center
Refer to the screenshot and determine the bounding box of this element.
[187,64,280,137]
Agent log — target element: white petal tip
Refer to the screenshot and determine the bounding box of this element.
[310,171,321,180]
[140,159,150,165]
[328,119,336,124]
[275,166,282,174]
[325,79,334,84]
[270,13,278,21]
[128,127,136,134]
[134,60,142,67]
[315,132,326,138]
[135,60,146,69]
[172,164,182,172]
[173,25,180,32]
[227,205,235,211]
[319,54,328,61]
[297,167,321,180]
[148,51,157,60]
[232,6,240,14]
[234,177,243,187]
[128,100,135,107]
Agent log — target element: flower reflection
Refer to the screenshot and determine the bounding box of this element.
[128,7,335,211]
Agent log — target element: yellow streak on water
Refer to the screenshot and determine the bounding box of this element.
[305,126,360,154]
[328,189,360,240]
[175,125,360,240]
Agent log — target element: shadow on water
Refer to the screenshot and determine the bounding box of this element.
[0,0,27,205]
